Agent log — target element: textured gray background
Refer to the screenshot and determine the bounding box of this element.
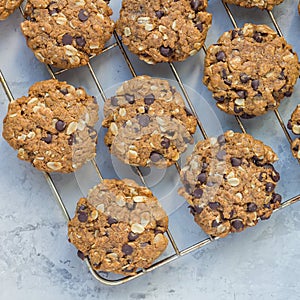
[1,0,300,299]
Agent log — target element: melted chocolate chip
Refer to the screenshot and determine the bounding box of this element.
[247,203,257,212]
[144,94,155,105]
[197,172,207,184]
[231,219,244,230]
[60,88,68,95]
[62,34,72,45]
[208,202,220,210]
[49,8,58,16]
[76,36,86,47]
[240,113,255,119]
[161,137,170,149]
[266,182,275,193]
[191,0,201,11]
[224,79,232,86]
[251,80,259,91]
[287,119,293,130]
[55,120,66,132]
[193,188,203,198]
[234,105,243,114]
[111,96,119,106]
[212,220,220,227]
[150,151,162,162]
[78,9,89,22]
[230,157,242,167]
[284,90,292,97]
[240,73,250,83]
[214,96,224,102]
[217,134,226,145]
[41,133,52,144]
[78,211,88,222]
[253,32,263,43]
[231,29,243,40]
[216,149,226,161]
[107,216,118,225]
[271,193,282,204]
[236,90,248,99]
[216,51,226,62]
[125,94,135,104]
[194,205,203,214]
[122,244,133,255]
[155,10,164,18]
[128,232,139,241]
[160,46,173,57]
[77,250,85,260]
[221,69,227,79]
[68,134,75,146]
[271,171,280,182]
[138,114,150,127]
[195,22,203,32]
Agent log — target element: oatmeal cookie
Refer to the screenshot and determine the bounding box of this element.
[0,0,23,20]
[287,104,300,162]
[224,0,284,10]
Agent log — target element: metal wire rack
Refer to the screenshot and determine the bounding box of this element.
[1,0,300,286]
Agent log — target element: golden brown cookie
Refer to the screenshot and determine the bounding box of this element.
[287,104,300,162]
[203,23,299,118]
[224,0,284,10]
[116,0,212,64]
[178,130,281,238]
[20,0,114,69]
[102,76,197,168]
[2,79,99,173]
[68,178,169,275]
[0,0,23,20]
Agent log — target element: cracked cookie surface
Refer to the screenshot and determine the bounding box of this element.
[102,76,197,168]
[224,0,284,10]
[21,0,114,69]
[178,130,281,238]
[2,79,99,173]
[287,104,300,162]
[116,0,212,64]
[68,178,169,275]
[203,23,299,118]
[0,0,23,20]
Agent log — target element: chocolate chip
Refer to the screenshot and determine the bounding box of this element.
[68,134,75,146]
[150,151,162,162]
[78,205,87,211]
[128,232,139,241]
[236,90,248,99]
[144,94,155,105]
[194,205,203,214]
[216,149,226,161]
[88,127,97,139]
[263,164,275,170]
[60,88,68,95]
[76,36,86,47]
[231,29,243,40]
[155,10,164,18]
[78,211,88,222]
[229,209,235,218]
[78,9,89,22]
[253,32,263,43]
[258,172,267,182]
[264,203,271,209]
[193,188,203,198]
[284,90,292,97]
[125,94,135,104]
[251,80,259,91]
[240,113,255,119]
[240,73,250,83]
[293,144,299,151]
[41,133,52,144]
[278,70,285,80]
[184,107,193,116]
[231,219,244,230]
[197,172,207,183]
[191,0,201,11]
[55,120,66,132]
[195,22,203,32]
[224,79,232,86]
[247,203,257,212]
[110,96,119,106]
[159,46,173,57]
[266,182,275,193]
[107,216,118,225]
[208,202,220,210]
[260,214,270,220]
[77,250,85,260]
[252,155,263,166]
[212,220,220,227]
[161,137,170,149]
[221,69,227,79]
[271,193,282,204]
[214,96,224,102]
[206,181,214,187]
[126,202,137,211]
[271,171,280,182]
[217,134,226,145]
[202,162,208,171]
[122,244,133,256]
[62,34,72,45]
[216,51,226,62]
[287,119,293,130]
[49,8,58,16]
[234,105,243,114]
[138,114,150,127]
[230,157,242,167]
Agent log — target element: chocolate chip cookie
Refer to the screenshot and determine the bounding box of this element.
[287,104,300,162]
[116,0,212,64]
[102,76,197,168]
[0,0,22,20]
[20,0,114,69]
[224,0,284,10]
[2,79,99,173]
[203,23,299,118]
[178,130,281,238]
[68,178,169,275]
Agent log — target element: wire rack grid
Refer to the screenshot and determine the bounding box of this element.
[1,0,300,286]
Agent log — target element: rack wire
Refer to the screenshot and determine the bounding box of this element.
[1,0,300,285]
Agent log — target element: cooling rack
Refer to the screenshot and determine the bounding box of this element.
[1,0,300,286]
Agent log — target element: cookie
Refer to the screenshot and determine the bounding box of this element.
[287,104,300,162]
[203,23,299,118]
[68,178,169,275]
[2,79,99,173]
[0,0,22,20]
[116,0,212,64]
[178,130,281,238]
[224,0,284,10]
[20,0,114,69]
[102,76,197,168]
